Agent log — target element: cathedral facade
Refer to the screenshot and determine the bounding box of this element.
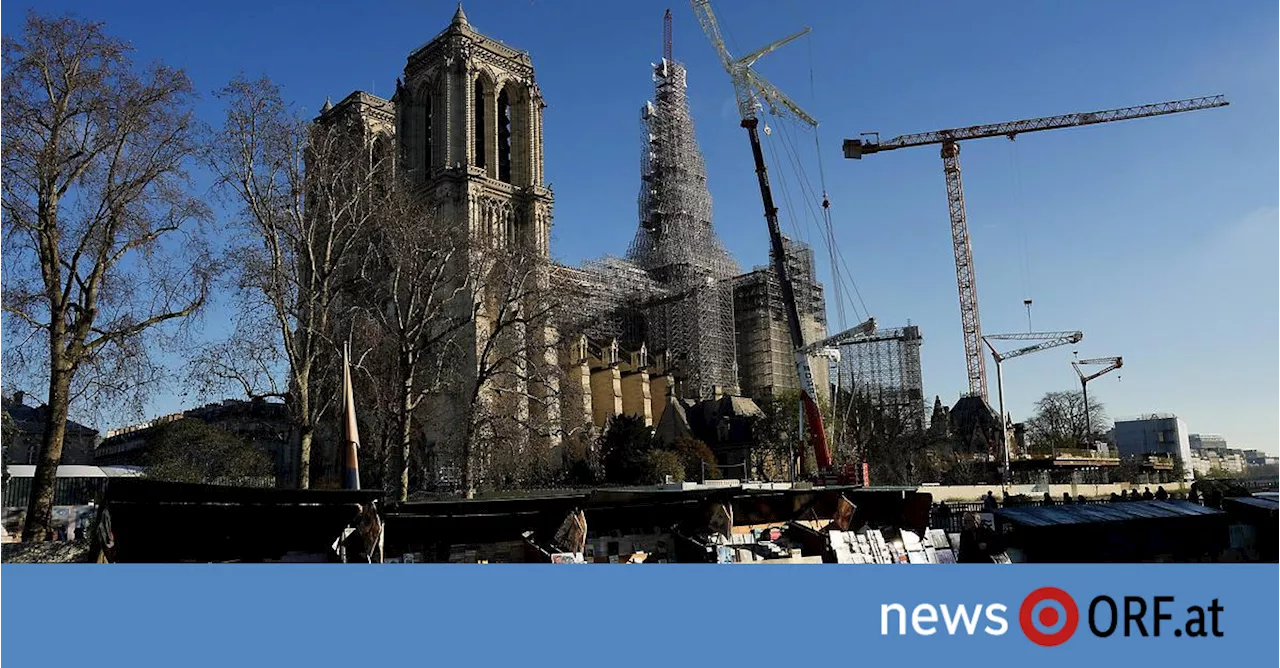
[319,7,559,490]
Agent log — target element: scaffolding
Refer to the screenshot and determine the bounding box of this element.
[624,57,740,398]
[553,256,666,345]
[832,326,926,434]
[732,237,828,400]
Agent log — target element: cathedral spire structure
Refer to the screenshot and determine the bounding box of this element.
[627,11,739,398]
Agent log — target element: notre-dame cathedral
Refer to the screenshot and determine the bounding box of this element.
[317,6,831,488]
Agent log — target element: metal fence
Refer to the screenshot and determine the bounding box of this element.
[929,498,1112,534]
[2,476,109,508]
[1240,478,1278,492]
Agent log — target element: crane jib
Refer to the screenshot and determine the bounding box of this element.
[852,95,1228,153]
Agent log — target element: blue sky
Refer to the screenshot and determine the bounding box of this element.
[4,1,1276,452]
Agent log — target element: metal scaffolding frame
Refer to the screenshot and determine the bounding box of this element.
[731,237,827,399]
[832,326,926,433]
[552,257,666,346]
[625,57,740,398]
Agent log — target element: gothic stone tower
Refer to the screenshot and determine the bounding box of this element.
[397,5,552,253]
[395,6,558,489]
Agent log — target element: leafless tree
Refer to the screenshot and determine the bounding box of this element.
[355,176,473,501]
[206,76,387,488]
[457,241,565,496]
[1,13,215,541]
[1026,389,1109,454]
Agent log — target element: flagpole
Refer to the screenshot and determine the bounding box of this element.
[343,340,361,490]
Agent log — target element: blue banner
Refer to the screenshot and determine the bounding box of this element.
[3,564,1276,666]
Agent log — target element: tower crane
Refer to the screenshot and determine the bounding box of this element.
[843,95,1229,404]
[1072,355,1123,448]
[982,330,1083,482]
[689,0,836,478]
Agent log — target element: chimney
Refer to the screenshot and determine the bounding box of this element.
[12,391,23,406]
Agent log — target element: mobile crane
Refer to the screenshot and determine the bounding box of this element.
[689,1,839,479]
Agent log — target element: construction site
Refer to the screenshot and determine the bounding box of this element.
[232,3,1234,488]
[5,1,1272,571]
[544,7,933,484]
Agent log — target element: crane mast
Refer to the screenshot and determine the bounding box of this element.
[843,95,1228,404]
[1072,356,1123,447]
[689,0,833,474]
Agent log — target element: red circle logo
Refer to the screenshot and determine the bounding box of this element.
[1019,587,1079,646]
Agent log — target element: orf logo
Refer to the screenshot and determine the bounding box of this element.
[1020,587,1079,646]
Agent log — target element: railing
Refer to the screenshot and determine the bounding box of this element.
[929,498,1113,534]
[1050,448,1119,460]
[2,477,109,508]
[1240,478,1279,492]
[702,462,749,483]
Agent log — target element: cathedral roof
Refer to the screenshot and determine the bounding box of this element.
[407,4,534,75]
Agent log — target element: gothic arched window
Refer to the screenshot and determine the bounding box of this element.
[473,78,486,170]
[498,87,512,184]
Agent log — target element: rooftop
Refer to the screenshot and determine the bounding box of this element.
[1114,413,1181,422]
[995,500,1223,528]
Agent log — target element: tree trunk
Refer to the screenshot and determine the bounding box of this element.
[295,376,312,489]
[462,416,475,500]
[397,376,414,502]
[22,367,72,542]
[297,427,313,490]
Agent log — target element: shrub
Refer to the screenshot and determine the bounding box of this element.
[599,414,654,485]
[672,437,720,480]
[641,450,685,485]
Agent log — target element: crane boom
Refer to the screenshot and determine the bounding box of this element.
[690,1,817,126]
[1073,356,1123,383]
[797,317,876,355]
[1073,355,1123,446]
[690,0,833,473]
[842,95,1228,405]
[988,331,1082,362]
[985,330,1084,342]
[844,95,1228,157]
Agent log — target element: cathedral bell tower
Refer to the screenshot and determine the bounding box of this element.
[392,6,561,488]
[396,4,553,256]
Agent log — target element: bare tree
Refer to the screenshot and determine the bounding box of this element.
[457,242,564,496]
[1026,390,1109,454]
[355,176,473,501]
[207,77,386,488]
[833,387,929,485]
[1,13,215,541]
